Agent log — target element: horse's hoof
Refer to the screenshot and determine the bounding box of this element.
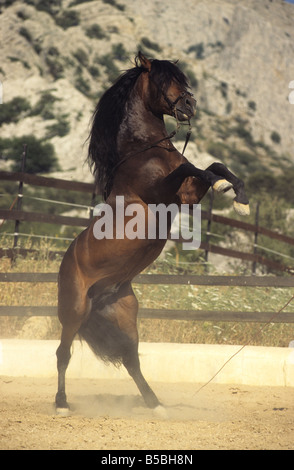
[234,200,250,216]
[213,179,233,193]
[56,406,71,416]
[154,405,168,419]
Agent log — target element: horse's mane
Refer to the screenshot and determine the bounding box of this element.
[87,54,189,194]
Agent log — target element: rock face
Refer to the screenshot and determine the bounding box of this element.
[0,0,293,181]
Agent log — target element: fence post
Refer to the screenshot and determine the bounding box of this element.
[13,144,27,250]
[252,201,260,274]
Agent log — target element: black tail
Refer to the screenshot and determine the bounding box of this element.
[78,303,134,367]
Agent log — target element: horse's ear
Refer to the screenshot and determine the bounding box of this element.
[137,51,152,72]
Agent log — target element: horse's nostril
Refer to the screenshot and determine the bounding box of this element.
[185,98,194,109]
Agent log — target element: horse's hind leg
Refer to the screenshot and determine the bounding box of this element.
[123,341,160,409]
[113,283,161,410]
[55,267,91,414]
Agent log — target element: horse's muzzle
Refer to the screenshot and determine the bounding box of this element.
[176,95,197,121]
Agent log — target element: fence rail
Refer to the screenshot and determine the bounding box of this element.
[0,208,89,228]
[0,273,293,323]
[1,169,294,273]
[0,170,94,193]
[1,272,294,287]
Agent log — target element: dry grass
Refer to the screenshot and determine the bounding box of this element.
[0,237,294,346]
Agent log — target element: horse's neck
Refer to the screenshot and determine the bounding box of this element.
[117,93,168,155]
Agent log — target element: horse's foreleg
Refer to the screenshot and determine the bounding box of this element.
[206,162,250,215]
[162,162,232,199]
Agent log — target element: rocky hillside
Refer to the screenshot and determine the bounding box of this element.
[0,0,294,183]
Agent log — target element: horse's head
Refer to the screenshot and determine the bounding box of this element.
[137,52,196,122]
[88,52,197,196]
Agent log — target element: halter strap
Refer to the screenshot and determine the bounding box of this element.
[162,89,194,118]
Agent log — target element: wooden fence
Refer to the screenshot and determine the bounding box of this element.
[0,273,293,323]
[1,169,294,273]
[1,168,294,324]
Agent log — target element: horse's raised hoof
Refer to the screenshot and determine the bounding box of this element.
[233,200,250,216]
[212,179,233,193]
[154,405,168,419]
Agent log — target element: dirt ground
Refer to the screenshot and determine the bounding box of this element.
[0,376,293,450]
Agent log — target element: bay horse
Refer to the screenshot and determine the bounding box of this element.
[55,52,249,414]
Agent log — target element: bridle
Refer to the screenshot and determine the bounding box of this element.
[162,89,194,120]
[162,88,195,154]
[102,88,196,200]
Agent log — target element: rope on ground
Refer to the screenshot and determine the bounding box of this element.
[193,293,294,396]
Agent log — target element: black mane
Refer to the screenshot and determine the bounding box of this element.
[87,55,189,195]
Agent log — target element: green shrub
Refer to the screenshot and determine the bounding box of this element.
[35,0,61,15]
[226,102,232,114]
[2,0,19,7]
[33,41,42,55]
[73,48,89,67]
[74,74,91,95]
[111,43,128,61]
[233,149,256,166]
[102,0,125,11]
[271,131,281,144]
[0,135,58,173]
[85,24,107,40]
[248,100,256,111]
[45,56,64,80]
[8,56,30,69]
[231,124,254,146]
[0,97,31,126]
[206,141,228,160]
[47,46,60,57]
[140,37,161,53]
[46,115,70,138]
[30,92,60,120]
[88,65,100,78]
[246,171,277,196]
[187,42,204,59]
[55,11,80,29]
[70,0,95,5]
[179,62,198,90]
[19,27,33,43]
[219,81,228,99]
[99,54,120,83]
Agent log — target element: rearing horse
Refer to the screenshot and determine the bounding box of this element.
[55,53,249,414]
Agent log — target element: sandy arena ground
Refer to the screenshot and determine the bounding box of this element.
[0,376,293,450]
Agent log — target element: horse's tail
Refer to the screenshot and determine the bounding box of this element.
[78,298,133,366]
